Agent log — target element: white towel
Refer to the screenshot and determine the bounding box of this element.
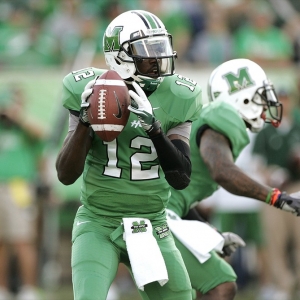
[166,209,224,263]
[122,218,169,291]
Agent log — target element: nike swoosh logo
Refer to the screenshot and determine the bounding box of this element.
[113,91,123,119]
[153,107,160,110]
[76,221,91,226]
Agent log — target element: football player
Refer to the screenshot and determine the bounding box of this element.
[56,10,202,300]
[166,58,300,300]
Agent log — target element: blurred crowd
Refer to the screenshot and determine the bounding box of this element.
[0,0,300,70]
[2,0,300,299]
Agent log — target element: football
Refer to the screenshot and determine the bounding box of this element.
[88,70,130,142]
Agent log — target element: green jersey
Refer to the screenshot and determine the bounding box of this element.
[62,67,202,219]
[168,101,249,217]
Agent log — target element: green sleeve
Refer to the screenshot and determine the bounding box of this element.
[154,74,203,125]
[62,68,107,112]
[200,101,249,160]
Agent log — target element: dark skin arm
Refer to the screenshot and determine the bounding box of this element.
[200,128,270,201]
[56,122,92,185]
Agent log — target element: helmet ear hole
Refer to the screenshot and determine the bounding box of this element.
[244,99,250,104]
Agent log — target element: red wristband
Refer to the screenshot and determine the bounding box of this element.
[269,188,281,206]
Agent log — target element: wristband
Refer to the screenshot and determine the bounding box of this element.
[147,120,161,136]
[266,188,281,206]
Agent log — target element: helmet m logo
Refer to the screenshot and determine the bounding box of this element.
[223,67,255,94]
[104,26,123,52]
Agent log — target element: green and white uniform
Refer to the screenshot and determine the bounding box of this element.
[168,101,250,294]
[61,67,202,300]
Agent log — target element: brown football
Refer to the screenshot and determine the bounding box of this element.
[88,70,130,142]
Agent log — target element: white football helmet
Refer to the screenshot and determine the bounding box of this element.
[207,58,282,132]
[103,10,177,81]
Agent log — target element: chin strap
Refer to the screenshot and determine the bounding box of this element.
[128,75,163,92]
[271,120,280,128]
[261,112,280,128]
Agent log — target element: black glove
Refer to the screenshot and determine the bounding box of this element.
[271,190,300,216]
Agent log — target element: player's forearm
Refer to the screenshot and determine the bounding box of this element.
[56,123,91,185]
[201,128,270,202]
[215,163,270,201]
[150,132,191,190]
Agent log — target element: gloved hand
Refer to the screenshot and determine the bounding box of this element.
[128,82,161,135]
[79,77,97,127]
[269,189,300,216]
[219,232,246,257]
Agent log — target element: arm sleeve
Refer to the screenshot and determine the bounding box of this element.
[150,127,191,190]
[166,122,191,139]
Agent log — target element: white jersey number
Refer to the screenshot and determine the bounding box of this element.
[103,137,159,180]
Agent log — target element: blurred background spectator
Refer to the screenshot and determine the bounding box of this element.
[0,4,61,68]
[186,1,234,67]
[0,0,300,299]
[232,0,293,68]
[0,85,47,300]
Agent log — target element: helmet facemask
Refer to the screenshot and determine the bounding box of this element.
[253,79,282,128]
[121,35,176,78]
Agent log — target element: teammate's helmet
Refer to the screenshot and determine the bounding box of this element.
[208,58,282,132]
[103,10,177,80]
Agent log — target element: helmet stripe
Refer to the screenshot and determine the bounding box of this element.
[143,12,160,29]
[132,11,159,29]
[149,13,162,28]
[132,11,150,28]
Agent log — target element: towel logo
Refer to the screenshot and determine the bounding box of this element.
[131,221,148,233]
[155,224,170,239]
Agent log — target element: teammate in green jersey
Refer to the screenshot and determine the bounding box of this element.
[167,58,300,300]
[55,10,202,300]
